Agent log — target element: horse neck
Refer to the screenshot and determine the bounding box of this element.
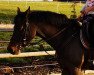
[36,19,80,50]
[36,25,65,50]
[37,24,59,38]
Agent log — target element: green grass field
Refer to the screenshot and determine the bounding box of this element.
[0,1,84,23]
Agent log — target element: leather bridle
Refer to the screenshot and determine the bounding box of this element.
[22,18,76,47]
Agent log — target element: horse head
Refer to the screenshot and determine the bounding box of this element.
[7,7,36,55]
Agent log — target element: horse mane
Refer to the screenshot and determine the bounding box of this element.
[14,10,80,30]
[29,10,70,29]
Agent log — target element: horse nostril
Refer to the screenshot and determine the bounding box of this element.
[7,47,14,54]
[7,46,20,55]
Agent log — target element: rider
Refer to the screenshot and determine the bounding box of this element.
[78,0,94,21]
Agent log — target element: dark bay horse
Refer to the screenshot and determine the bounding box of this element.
[7,7,93,75]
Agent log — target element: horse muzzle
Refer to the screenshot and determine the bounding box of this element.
[7,45,21,55]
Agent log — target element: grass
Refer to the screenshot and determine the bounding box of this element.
[0,1,85,23]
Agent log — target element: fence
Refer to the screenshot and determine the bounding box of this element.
[0,51,55,58]
[0,0,53,1]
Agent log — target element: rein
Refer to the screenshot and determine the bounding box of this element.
[46,26,69,42]
[29,25,70,45]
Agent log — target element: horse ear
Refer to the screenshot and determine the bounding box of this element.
[17,7,21,14]
[25,6,30,14]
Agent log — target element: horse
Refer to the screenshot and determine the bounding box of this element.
[7,7,94,75]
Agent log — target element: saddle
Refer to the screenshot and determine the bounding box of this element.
[80,14,94,50]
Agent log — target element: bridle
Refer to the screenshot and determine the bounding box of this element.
[22,18,68,46]
[22,15,30,46]
[22,17,77,47]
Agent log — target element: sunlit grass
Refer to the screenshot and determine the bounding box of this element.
[0,1,85,23]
